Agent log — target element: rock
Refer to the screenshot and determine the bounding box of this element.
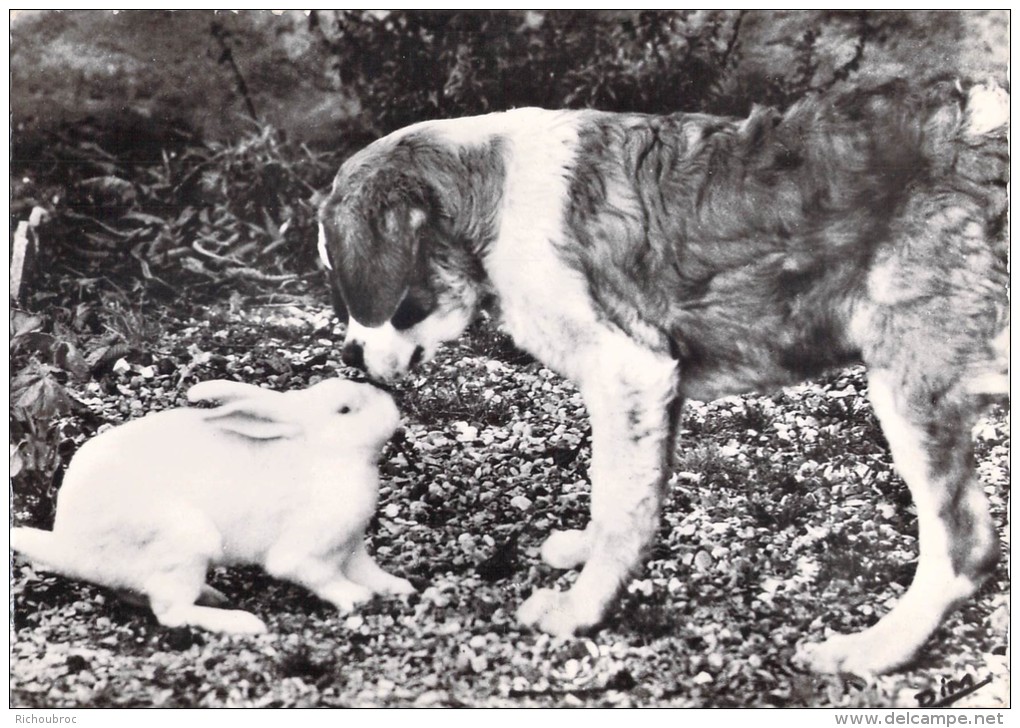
[509,495,532,511]
[629,579,654,597]
[65,654,89,674]
[693,550,714,572]
[414,690,449,707]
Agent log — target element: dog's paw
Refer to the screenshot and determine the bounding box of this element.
[795,632,909,676]
[517,588,599,638]
[540,529,590,570]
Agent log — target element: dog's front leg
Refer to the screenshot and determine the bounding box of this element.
[518,338,680,636]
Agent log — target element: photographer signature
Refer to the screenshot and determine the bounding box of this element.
[915,674,993,707]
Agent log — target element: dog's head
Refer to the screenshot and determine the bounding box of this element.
[317,136,488,382]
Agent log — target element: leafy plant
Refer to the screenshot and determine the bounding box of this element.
[9,290,163,525]
[10,355,75,527]
[15,125,346,293]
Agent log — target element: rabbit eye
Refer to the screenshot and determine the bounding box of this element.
[338,406,352,414]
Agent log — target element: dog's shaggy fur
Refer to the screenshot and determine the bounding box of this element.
[318,80,1009,674]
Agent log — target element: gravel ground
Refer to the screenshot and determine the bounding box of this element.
[9,297,1010,708]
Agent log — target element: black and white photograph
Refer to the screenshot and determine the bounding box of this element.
[9,9,1009,709]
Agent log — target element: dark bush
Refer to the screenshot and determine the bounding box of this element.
[312,10,754,133]
[311,10,874,133]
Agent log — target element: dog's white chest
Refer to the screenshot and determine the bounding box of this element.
[484,112,604,381]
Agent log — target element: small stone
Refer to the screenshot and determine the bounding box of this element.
[414,690,449,707]
[629,579,654,596]
[678,522,698,537]
[454,421,479,441]
[421,587,450,608]
[469,634,488,650]
[990,604,1009,632]
[510,495,533,510]
[65,655,89,674]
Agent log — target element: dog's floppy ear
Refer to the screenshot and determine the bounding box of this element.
[326,190,430,327]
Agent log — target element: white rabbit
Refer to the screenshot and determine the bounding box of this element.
[11,377,415,634]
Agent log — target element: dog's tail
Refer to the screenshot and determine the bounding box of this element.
[928,80,1009,193]
[11,527,76,577]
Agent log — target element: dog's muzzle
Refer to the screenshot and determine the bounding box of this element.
[343,339,425,378]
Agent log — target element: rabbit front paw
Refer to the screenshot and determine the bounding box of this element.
[317,579,374,612]
[375,574,416,596]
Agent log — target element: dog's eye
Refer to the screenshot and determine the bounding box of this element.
[338,406,352,414]
[391,297,431,331]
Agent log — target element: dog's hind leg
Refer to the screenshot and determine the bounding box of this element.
[518,338,681,636]
[798,367,999,675]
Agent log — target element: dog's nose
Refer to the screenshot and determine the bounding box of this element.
[342,341,365,370]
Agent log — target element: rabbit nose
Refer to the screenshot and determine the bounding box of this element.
[342,341,365,370]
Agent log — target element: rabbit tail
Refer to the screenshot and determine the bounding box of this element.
[11,527,77,577]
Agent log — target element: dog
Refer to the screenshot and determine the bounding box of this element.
[317,80,1008,674]
[12,379,414,633]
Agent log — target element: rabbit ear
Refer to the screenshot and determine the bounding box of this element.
[201,400,302,441]
[187,380,280,406]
